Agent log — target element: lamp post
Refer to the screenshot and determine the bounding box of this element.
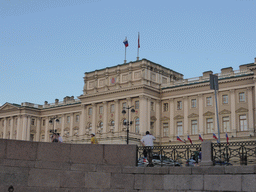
[122,106,135,144]
[49,116,59,141]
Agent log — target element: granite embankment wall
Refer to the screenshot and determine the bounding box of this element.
[0,139,256,192]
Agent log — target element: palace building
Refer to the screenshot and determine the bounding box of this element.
[1,58,256,145]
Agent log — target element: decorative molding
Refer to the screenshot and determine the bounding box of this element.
[174,115,184,120]
[188,113,199,118]
[203,111,215,116]
[219,109,231,115]
[235,107,248,113]
[150,116,157,121]
[161,116,170,121]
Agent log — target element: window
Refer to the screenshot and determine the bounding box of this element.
[222,95,228,104]
[177,121,183,135]
[88,107,92,115]
[135,101,139,109]
[206,118,213,133]
[206,97,213,106]
[31,119,35,126]
[67,116,70,123]
[122,102,127,109]
[135,118,140,133]
[222,116,230,132]
[110,104,115,113]
[191,99,197,108]
[9,119,11,126]
[99,106,103,114]
[191,120,198,135]
[177,101,182,110]
[163,123,169,137]
[43,120,45,126]
[151,102,154,111]
[163,103,168,112]
[239,115,247,131]
[76,115,79,122]
[239,92,245,102]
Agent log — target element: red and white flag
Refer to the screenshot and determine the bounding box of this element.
[187,135,193,144]
[199,134,203,142]
[213,133,218,140]
[177,136,185,143]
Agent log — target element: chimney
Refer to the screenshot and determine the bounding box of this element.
[44,101,48,105]
[55,99,59,105]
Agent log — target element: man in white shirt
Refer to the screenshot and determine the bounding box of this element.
[141,131,156,167]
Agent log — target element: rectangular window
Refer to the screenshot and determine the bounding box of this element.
[206,118,213,133]
[191,120,198,135]
[239,115,247,131]
[163,123,169,137]
[99,106,103,114]
[135,101,139,109]
[151,102,154,111]
[191,99,197,108]
[110,104,115,113]
[223,116,230,132]
[76,115,79,122]
[43,120,45,126]
[206,97,213,106]
[177,101,182,110]
[239,92,245,102]
[163,103,168,112]
[222,95,228,104]
[67,116,70,123]
[9,119,11,126]
[88,107,92,115]
[122,102,127,109]
[31,119,35,126]
[177,121,183,135]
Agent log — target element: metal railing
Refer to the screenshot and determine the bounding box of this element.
[212,141,256,166]
[137,144,201,167]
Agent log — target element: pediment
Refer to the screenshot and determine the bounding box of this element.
[174,115,184,120]
[151,116,157,121]
[236,107,248,113]
[0,103,20,111]
[188,113,199,118]
[219,109,231,115]
[203,111,215,116]
[161,116,170,121]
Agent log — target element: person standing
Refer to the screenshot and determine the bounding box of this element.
[57,133,63,143]
[90,133,98,144]
[141,131,155,167]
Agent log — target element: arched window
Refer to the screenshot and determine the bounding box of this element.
[135,118,140,133]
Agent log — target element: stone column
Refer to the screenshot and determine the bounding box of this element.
[79,105,86,136]
[21,115,28,140]
[200,140,213,166]
[45,117,49,142]
[36,117,41,141]
[198,94,204,135]
[147,98,151,133]
[103,102,108,134]
[169,98,175,140]
[92,103,97,134]
[17,115,22,140]
[247,87,254,136]
[230,89,236,137]
[61,115,65,138]
[183,96,188,136]
[155,99,161,138]
[70,113,74,137]
[114,99,119,133]
[3,117,7,139]
[26,116,31,141]
[139,96,148,134]
[10,117,14,139]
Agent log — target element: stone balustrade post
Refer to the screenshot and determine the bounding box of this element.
[200,140,213,166]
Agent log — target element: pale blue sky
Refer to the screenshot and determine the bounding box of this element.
[1,0,256,106]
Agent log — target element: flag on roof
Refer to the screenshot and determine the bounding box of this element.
[213,133,218,140]
[199,134,203,142]
[226,133,229,144]
[188,135,193,144]
[123,37,128,47]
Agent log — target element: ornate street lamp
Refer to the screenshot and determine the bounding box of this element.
[49,116,59,140]
[122,106,135,144]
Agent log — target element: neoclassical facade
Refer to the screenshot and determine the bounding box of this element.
[1,58,256,145]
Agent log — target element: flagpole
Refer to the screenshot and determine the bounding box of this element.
[137,32,140,61]
[124,46,127,63]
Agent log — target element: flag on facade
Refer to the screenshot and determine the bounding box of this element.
[199,134,203,142]
[188,135,193,144]
[226,133,229,144]
[177,136,185,143]
[123,37,128,47]
[138,32,140,48]
[213,133,218,140]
